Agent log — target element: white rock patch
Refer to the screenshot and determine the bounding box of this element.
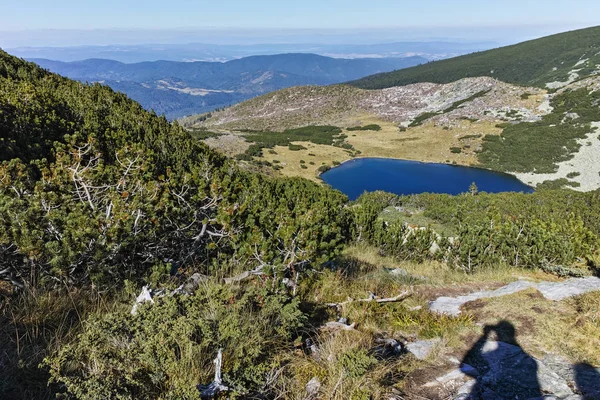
[537,95,554,113]
[513,121,600,191]
[546,71,580,89]
[430,277,600,316]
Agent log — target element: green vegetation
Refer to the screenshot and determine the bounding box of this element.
[350,26,600,89]
[0,53,349,285]
[288,143,307,151]
[409,111,440,127]
[46,283,304,399]
[351,190,600,272]
[188,128,222,140]
[395,309,474,339]
[450,147,462,154]
[244,125,342,147]
[0,51,350,398]
[460,134,482,140]
[537,179,582,190]
[478,88,600,173]
[235,125,348,160]
[347,124,382,131]
[410,90,490,126]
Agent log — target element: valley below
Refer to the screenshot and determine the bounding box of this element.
[30,54,427,119]
[184,74,600,192]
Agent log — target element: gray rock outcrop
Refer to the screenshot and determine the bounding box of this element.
[422,342,600,399]
[406,338,441,360]
[429,277,600,316]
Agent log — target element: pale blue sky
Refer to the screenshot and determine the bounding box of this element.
[0,0,598,47]
[1,0,599,30]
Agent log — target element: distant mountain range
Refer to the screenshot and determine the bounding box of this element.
[29,53,427,119]
[9,41,495,63]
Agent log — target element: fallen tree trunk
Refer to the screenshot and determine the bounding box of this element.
[322,321,356,331]
[223,265,266,284]
[325,291,412,308]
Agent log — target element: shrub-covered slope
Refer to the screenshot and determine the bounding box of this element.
[350,26,600,90]
[3,49,600,400]
[0,49,349,288]
[0,49,351,398]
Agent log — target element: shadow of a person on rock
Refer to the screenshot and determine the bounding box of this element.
[460,320,542,399]
[574,362,600,399]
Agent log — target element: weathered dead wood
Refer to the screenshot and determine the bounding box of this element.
[223,265,266,284]
[198,349,229,399]
[322,321,356,330]
[325,290,412,309]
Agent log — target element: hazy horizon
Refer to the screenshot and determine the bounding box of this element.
[2,23,597,49]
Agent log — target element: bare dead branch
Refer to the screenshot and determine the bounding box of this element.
[325,291,412,308]
[198,349,230,399]
[223,265,266,284]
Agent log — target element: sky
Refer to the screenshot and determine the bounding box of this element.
[0,0,599,47]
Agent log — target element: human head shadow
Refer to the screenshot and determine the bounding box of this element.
[459,320,542,399]
[574,362,600,399]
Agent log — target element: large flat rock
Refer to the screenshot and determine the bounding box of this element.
[429,277,600,316]
[446,341,575,399]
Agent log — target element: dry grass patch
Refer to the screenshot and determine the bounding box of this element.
[276,329,411,400]
[258,142,352,181]
[342,245,559,288]
[253,114,506,181]
[0,288,125,398]
[346,118,502,166]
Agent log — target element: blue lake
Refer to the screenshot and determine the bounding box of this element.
[321,158,533,200]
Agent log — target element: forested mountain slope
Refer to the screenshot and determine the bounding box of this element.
[350,25,600,90]
[0,48,352,398]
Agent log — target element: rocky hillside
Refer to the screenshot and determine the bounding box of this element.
[185,77,546,130]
